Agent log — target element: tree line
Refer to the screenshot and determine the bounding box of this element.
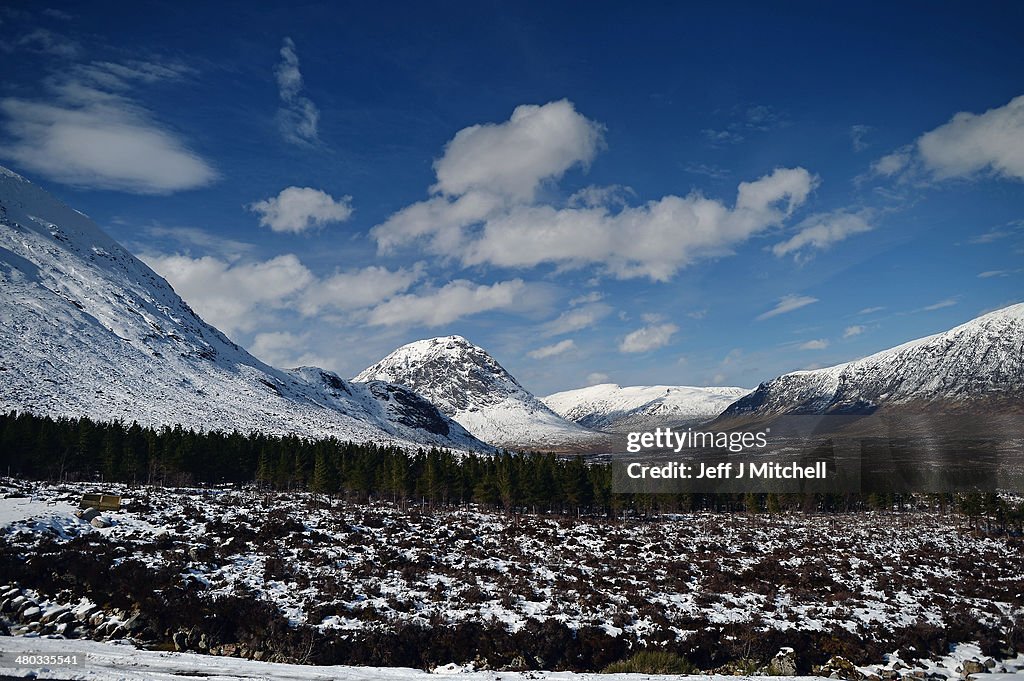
[0,410,1020,526]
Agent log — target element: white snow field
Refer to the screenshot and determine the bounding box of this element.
[1,480,1022,679]
[0,636,812,681]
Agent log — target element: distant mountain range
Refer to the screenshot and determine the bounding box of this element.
[542,383,750,433]
[2,165,1021,454]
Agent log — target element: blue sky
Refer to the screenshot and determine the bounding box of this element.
[2,1,1022,394]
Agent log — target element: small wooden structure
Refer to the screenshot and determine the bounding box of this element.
[79,493,121,511]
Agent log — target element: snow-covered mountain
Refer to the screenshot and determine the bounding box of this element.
[721,303,1024,419]
[0,167,486,451]
[543,383,750,432]
[354,336,606,449]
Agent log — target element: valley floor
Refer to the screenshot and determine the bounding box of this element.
[0,479,1021,677]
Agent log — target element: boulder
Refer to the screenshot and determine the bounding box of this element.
[78,507,101,521]
[40,606,70,624]
[769,647,798,676]
[962,661,987,677]
[91,516,112,528]
[814,655,865,680]
[123,612,146,634]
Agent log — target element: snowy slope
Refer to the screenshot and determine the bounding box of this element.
[722,303,1024,418]
[354,336,606,449]
[0,167,486,450]
[543,383,750,432]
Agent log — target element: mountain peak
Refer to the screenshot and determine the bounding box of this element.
[354,337,604,449]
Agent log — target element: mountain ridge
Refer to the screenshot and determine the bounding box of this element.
[0,166,487,451]
[720,302,1024,420]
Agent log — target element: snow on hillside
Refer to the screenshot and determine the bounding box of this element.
[543,383,750,432]
[723,303,1024,418]
[0,167,485,451]
[354,336,605,449]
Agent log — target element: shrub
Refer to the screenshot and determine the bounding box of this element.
[601,649,696,674]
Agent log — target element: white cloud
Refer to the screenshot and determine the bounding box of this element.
[527,339,576,359]
[0,27,79,57]
[772,210,873,258]
[432,99,604,200]
[799,339,829,350]
[619,323,678,353]
[568,184,635,209]
[541,302,612,336]
[850,124,872,152]
[141,252,420,335]
[0,60,216,193]
[250,330,305,368]
[702,128,744,146]
[373,100,818,282]
[858,306,885,315]
[917,95,1024,181]
[585,372,610,386]
[568,291,603,306]
[275,37,319,146]
[843,325,866,338]
[141,253,313,335]
[249,186,353,233]
[299,264,422,315]
[142,225,255,260]
[459,166,817,281]
[756,294,818,321]
[920,297,958,312]
[870,150,911,177]
[42,8,73,20]
[367,279,537,327]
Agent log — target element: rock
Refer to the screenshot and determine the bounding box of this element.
[983,659,995,670]
[123,612,146,634]
[91,516,112,528]
[41,606,70,624]
[769,647,798,676]
[78,507,101,521]
[73,603,98,621]
[89,611,107,627]
[172,630,188,651]
[816,656,864,681]
[19,606,41,622]
[962,660,987,676]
